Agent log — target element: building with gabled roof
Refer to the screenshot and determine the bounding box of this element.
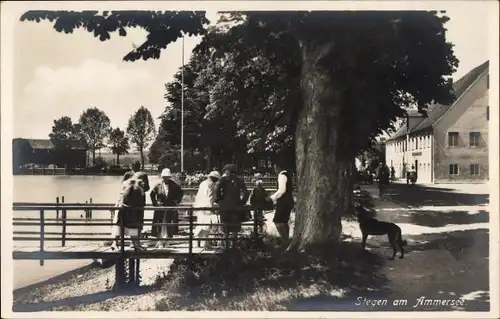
[385,60,489,183]
[12,138,88,173]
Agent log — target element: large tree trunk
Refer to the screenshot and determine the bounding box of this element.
[92,149,96,165]
[116,154,120,166]
[288,40,352,252]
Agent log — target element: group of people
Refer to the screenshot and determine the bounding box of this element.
[108,160,295,251]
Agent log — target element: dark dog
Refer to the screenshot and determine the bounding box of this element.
[355,205,407,260]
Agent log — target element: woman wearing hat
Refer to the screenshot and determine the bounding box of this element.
[192,171,221,244]
[214,164,250,248]
[150,168,184,248]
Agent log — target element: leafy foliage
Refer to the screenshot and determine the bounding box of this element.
[20,10,210,61]
[194,11,458,157]
[127,106,156,168]
[157,51,248,168]
[78,107,112,164]
[108,127,130,165]
[49,116,83,149]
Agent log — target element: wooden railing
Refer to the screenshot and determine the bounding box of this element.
[13,203,266,265]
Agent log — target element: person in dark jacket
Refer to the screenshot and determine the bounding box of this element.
[115,172,150,251]
[214,164,250,248]
[249,173,271,234]
[270,162,295,246]
[150,168,184,248]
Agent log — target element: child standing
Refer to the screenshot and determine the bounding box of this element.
[249,173,271,234]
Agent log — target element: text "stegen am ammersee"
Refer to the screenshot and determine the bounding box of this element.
[355,296,467,308]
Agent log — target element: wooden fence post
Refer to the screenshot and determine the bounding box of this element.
[40,209,45,266]
[135,258,141,287]
[253,208,258,242]
[61,196,67,247]
[89,197,93,220]
[56,196,59,221]
[188,208,194,258]
[114,214,126,290]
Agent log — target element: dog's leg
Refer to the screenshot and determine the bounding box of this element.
[398,232,405,259]
[361,233,368,249]
[388,234,397,260]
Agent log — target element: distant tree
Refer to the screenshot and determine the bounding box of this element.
[49,116,75,150]
[127,106,156,169]
[71,123,87,146]
[78,107,111,165]
[108,127,130,165]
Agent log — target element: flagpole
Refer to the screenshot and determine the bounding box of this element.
[181,35,185,173]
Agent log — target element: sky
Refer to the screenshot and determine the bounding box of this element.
[12,4,492,140]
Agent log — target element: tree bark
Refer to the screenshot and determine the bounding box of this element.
[92,149,96,165]
[116,154,120,166]
[288,40,352,252]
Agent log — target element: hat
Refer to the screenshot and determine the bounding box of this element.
[161,168,172,177]
[223,164,237,174]
[208,171,221,179]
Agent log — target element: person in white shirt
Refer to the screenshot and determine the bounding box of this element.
[270,162,295,245]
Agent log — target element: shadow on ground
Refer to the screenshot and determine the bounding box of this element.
[387,184,489,207]
[154,237,391,311]
[362,228,490,311]
[376,209,490,227]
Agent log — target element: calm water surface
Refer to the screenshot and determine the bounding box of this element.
[13,175,164,204]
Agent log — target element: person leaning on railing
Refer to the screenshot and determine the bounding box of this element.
[214,164,250,248]
[150,168,184,249]
[110,170,134,251]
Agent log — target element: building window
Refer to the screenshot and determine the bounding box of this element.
[470,164,480,176]
[258,159,266,168]
[415,137,419,149]
[448,132,459,147]
[449,164,459,175]
[469,132,481,147]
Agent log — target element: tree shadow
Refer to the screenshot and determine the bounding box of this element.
[154,238,390,311]
[387,209,490,228]
[369,228,490,311]
[387,184,489,207]
[13,286,154,312]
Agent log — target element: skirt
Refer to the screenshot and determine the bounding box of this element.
[111,208,142,237]
[273,200,294,224]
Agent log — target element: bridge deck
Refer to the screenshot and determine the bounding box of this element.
[13,242,221,260]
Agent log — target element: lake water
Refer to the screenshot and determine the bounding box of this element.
[12,175,194,246]
[13,175,165,204]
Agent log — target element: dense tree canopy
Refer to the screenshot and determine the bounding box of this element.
[127,106,156,169]
[23,10,458,250]
[108,127,130,165]
[49,116,83,149]
[78,107,111,165]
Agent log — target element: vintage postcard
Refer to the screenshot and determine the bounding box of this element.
[1,1,499,318]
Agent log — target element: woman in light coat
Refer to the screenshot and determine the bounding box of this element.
[192,171,221,239]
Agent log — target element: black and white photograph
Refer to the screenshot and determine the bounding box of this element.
[1,0,498,317]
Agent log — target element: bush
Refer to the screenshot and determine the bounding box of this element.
[153,235,388,311]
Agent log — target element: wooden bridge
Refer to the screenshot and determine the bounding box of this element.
[13,202,265,289]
